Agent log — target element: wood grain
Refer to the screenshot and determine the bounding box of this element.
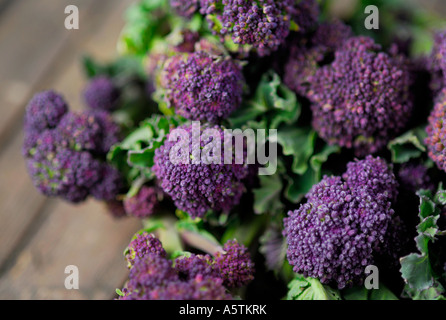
[0,0,141,299]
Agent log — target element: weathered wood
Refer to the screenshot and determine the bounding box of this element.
[0,200,139,300]
[0,0,124,270]
[0,0,141,300]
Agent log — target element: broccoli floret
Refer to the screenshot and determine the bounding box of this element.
[426,88,446,172]
[125,232,167,268]
[119,235,254,300]
[23,91,123,204]
[199,0,300,56]
[123,186,160,219]
[152,123,250,219]
[83,76,120,111]
[284,19,353,97]
[170,0,199,18]
[24,90,68,133]
[284,156,401,289]
[307,36,413,156]
[157,50,244,123]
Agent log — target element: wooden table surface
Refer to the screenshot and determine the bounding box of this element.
[0,0,141,300]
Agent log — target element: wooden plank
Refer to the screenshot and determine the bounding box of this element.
[0,0,133,270]
[0,0,119,146]
[0,200,139,300]
[0,0,141,299]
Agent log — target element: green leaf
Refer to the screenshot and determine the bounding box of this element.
[387,127,427,163]
[228,71,300,130]
[277,127,316,175]
[284,170,315,203]
[342,284,398,300]
[400,253,434,291]
[253,173,284,215]
[287,275,341,300]
[310,144,341,182]
[115,288,125,297]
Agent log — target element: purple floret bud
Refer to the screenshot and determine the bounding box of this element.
[24,90,68,132]
[426,88,446,172]
[199,0,298,56]
[89,164,123,201]
[342,155,399,201]
[158,50,244,123]
[214,240,255,288]
[170,0,199,18]
[284,19,352,97]
[284,156,398,289]
[426,30,446,95]
[124,186,159,218]
[307,36,413,156]
[152,123,250,219]
[83,76,120,111]
[125,232,167,268]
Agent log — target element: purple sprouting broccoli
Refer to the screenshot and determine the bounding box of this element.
[123,186,160,218]
[174,254,216,280]
[23,91,123,203]
[292,0,320,34]
[124,232,167,268]
[174,240,255,288]
[341,155,399,201]
[83,76,120,111]
[24,90,68,133]
[118,235,253,299]
[397,163,435,193]
[213,240,255,288]
[89,164,124,201]
[157,50,244,123]
[307,36,413,156]
[25,130,102,203]
[284,156,400,289]
[119,253,232,300]
[426,88,446,172]
[199,0,297,56]
[170,0,199,18]
[152,123,250,219]
[426,30,446,95]
[284,19,353,97]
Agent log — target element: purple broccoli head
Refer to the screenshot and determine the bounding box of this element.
[214,240,255,288]
[174,240,255,288]
[284,156,399,289]
[170,0,199,18]
[199,0,297,56]
[23,91,123,204]
[307,36,413,156]
[152,123,250,219]
[24,91,68,133]
[125,232,167,268]
[342,155,399,201]
[426,88,446,172]
[292,0,320,34]
[124,186,159,218]
[426,30,446,95]
[284,19,353,97]
[25,130,102,203]
[158,51,244,123]
[83,76,120,111]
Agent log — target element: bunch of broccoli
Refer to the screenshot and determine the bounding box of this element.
[21,0,446,300]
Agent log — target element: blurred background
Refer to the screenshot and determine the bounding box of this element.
[0,0,444,300]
